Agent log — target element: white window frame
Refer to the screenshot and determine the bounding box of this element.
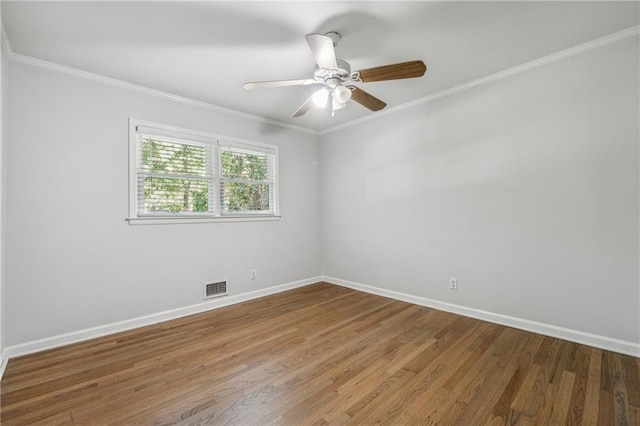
[127,119,280,225]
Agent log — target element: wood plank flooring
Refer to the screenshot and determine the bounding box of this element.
[1,282,638,425]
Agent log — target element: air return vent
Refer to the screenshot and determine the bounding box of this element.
[204,280,228,299]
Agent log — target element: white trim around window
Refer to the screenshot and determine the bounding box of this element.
[127,119,280,224]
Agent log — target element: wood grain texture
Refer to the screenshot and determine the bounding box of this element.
[349,87,387,111]
[357,60,427,82]
[1,282,638,425]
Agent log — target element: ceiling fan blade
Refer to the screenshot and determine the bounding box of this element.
[348,86,387,111]
[243,79,316,90]
[306,33,338,70]
[355,60,427,83]
[292,95,315,118]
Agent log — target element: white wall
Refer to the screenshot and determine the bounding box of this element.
[4,33,639,354]
[0,14,6,359]
[321,37,639,345]
[5,61,321,347]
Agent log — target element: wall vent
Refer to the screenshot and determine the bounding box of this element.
[204,280,228,299]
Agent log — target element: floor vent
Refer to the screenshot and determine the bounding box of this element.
[204,280,228,299]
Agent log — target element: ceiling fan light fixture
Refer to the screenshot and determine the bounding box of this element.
[334,85,352,104]
[332,96,346,111]
[312,88,329,107]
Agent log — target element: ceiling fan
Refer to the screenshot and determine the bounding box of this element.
[243,31,427,118]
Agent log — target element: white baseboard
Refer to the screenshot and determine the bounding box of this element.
[2,276,322,366]
[321,276,640,358]
[2,274,637,383]
[0,348,8,380]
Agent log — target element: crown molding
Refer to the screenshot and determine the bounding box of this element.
[320,25,640,136]
[3,23,638,137]
[6,49,320,136]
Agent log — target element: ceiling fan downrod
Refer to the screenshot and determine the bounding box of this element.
[324,31,341,47]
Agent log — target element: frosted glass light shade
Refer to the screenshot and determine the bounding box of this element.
[312,88,329,107]
[334,85,352,104]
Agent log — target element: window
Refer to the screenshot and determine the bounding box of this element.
[129,119,279,223]
[137,135,213,215]
[219,144,276,215]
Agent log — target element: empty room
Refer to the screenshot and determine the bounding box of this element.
[0,1,638,424]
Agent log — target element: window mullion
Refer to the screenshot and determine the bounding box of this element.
[219,177,271,185]
[209,143,218,216]
[139,172,209,180]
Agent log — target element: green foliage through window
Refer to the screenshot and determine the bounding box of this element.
[143,177,209,213]
[139,137,210,214]
[134,128,277,218]
[220,148,271,213]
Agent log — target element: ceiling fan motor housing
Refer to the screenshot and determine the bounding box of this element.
[313,58,351,85]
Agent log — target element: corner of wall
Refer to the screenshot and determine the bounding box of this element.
[0,10,6,379]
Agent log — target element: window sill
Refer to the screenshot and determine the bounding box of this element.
[126,215,281,225]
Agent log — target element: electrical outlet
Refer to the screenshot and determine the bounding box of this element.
[250,269,257,280]
[449,277,457,290]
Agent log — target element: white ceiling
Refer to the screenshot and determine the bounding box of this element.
[3,1,639,132]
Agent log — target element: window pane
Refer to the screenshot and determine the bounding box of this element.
[141,137,207,177]
[221,182,270,213]
[221,149,268,181]
[143,177,209,213]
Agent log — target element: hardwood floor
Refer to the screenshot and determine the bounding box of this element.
[1,282,638,425]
